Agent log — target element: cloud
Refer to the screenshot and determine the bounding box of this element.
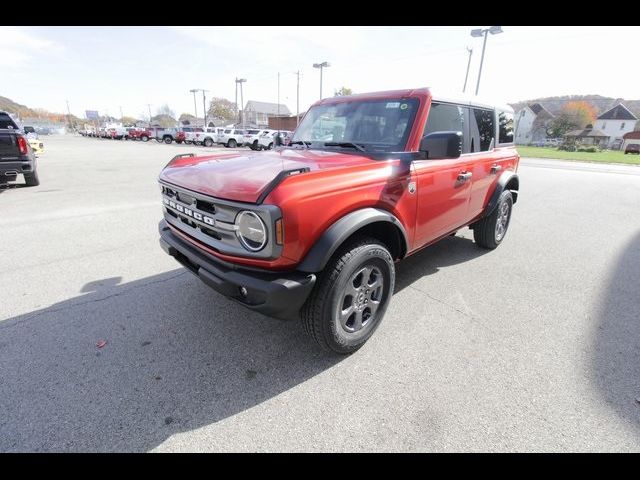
[0,27,63,68]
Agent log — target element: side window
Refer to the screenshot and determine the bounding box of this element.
[423,103,466,153]
[469,108,495,152]
[498,111,514,144]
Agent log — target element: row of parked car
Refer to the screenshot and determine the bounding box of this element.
[79,126,293,150]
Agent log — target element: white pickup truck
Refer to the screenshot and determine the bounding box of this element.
[188,127,225,147]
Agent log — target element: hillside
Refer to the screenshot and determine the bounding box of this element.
[510,95,640,118]
[0,95,37,117]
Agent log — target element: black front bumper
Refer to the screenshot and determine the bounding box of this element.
[159,220,316,320]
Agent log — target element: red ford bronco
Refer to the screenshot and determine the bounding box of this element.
[158,88,519,353]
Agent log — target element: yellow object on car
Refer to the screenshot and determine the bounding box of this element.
[27,137,44,155]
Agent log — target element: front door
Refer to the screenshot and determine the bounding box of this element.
[412,102,474,248]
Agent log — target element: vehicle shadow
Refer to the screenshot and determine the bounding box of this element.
[592,231,640,434]
[394,233,490,293]
[0,234,488,452]
[0,269,342,452]
[0,183,26,195]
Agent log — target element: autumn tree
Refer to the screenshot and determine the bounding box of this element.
[334,87,353,96]
[207,97,237,125]
[548,101,597,138]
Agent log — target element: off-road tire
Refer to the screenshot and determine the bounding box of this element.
[301,236,395,354]
[473,190,513,249]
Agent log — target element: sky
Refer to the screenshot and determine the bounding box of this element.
[1,26,638,121]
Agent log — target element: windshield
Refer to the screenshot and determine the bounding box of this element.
[291,98,419,152]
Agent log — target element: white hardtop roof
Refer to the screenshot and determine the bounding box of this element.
[431,93,514,113]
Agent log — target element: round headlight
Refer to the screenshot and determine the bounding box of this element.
[236,211,267,251]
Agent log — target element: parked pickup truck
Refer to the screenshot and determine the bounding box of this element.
[157,88,519,353]
[217,128,246,148]
[127,128,154,142]
[193,127,225,147]
[153,127,185,144]
[0,111,40,186]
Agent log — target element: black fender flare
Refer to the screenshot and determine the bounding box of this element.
[297,208,409,273]
[483,170,519,218]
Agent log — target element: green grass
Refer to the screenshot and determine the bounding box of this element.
[517,146,640,165]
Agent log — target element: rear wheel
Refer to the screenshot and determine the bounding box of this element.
[228,139,237,148]
[301,236,395,354]
[473,190,513,249]
[203,138,214,147]
[268,142,273,150]
[163,136,172,144]
[24,170,40,187]
[141,136,149,142]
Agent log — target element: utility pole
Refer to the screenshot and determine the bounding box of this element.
[235,79,247,128]
[277,72,280,132]
[65,100,72,131]
[147,104,152,126]
[189,89,199,125]
[235,78,238,125]
[119,106,124,122]
[295,70,300,126]
[462,47,473,93]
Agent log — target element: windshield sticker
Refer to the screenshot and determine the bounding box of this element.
[386,102,400,109]
[400,103,408,110]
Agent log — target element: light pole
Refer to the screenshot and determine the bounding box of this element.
[189,89,199,125]
[462,47,473,93]
[235,78,246,126]
[313,61,330,100]
[202,90,209,128]
[471,26,503,96]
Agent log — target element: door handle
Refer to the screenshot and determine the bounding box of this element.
[490,164,502,174]
[457,171,473,182]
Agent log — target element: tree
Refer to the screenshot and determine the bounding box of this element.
[156,104,176,119]
[548,101,597,138]
[121,116,138,126]
[207,97,237,125]
[334,87,353,96]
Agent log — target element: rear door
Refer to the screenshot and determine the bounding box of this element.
[466,108,517,220]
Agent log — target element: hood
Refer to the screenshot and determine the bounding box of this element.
[159,148,376,203]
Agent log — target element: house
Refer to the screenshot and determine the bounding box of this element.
[514,103,555,145]
[243,101,291,128]
[564,125,609,147]
[592,103,638,150]
[622,131,640,151]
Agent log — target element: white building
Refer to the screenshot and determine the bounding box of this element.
[514,103,555,145]
[593,104,638,150]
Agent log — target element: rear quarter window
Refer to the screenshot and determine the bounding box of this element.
[498,111,514,144]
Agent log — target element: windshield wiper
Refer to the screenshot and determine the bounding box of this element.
[289,140,311,149]
[323,141,367,152]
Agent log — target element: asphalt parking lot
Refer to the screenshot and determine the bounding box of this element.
[1,135,639,452]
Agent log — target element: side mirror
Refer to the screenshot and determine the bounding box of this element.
[419,131,462,159]
[275,133,283,147]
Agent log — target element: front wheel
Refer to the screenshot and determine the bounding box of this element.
[203,138,213,147]
[163,137,172,144]
[473,190,513,249]
[228,139,237,148]
[301,236,395,354]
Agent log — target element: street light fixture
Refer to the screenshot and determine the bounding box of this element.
[313,62,330,100]
[470,26,503,95]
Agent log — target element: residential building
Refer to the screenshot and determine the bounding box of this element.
[514,103,555,145]
[593,104,638,149]
[243,101,291,128]
[564,125,609,147]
